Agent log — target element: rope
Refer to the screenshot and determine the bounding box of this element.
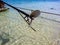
[19,12,36,31]
[2,1,36,31]
[40,11,60,16]
[17,7,60,23]
[17,7,34,11]
[40,16,60,23]
[17,7,60,16]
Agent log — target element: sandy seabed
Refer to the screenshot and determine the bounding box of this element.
[0,7,60,45]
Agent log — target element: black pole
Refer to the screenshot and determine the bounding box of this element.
[2,1,30,17]
[2,1,36,31]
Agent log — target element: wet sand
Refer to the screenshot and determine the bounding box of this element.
[0,7,60,45]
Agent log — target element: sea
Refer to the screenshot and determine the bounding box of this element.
[3,0,60,14]
[4,0,60,21]
[0,0,60,45]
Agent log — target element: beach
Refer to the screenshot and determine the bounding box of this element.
[0,1,60,45]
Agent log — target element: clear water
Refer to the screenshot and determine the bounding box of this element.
[4,0,60,21]
[15,2,60,22]
[0,1,60,45]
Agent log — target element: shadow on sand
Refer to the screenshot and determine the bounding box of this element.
[0,33,10,45]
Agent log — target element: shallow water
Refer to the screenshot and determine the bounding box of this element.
[16,2,60,21]
[0,6,60,45]
[15,2,60,13]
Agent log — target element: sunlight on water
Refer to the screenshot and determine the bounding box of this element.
[0,3,60,45]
